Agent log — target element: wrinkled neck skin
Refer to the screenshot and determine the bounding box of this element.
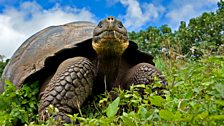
[96,53,121,91]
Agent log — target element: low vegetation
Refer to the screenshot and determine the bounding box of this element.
[0,55,223,125]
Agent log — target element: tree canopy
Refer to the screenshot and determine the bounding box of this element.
[129,0,224,60]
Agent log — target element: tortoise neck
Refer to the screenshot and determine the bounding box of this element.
[96,55,121,91]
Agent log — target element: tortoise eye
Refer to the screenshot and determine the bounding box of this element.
[118,23,123,28]
[98,22,103,28]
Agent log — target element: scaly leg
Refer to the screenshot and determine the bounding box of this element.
[38,57,94,122]
[122,63,167,89]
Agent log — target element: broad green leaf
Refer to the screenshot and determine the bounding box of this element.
[214,83,224,98]
[173,111,182,121]
[208,115,224,120]
[106,97,120,117]
[215,100,224,106]
[194,111,209,120]
[138,106,148,119]
[121,116,137,126]
[149,96,165,106]
[133,84,146,88]
[159,110,174,121]
[185,91,193,99]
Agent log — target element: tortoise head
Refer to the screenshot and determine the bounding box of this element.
[92,16,129,58]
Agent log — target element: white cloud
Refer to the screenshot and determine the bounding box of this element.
[0,1,96,58]
[106,0,120,6]
[165,0,219,30]
[208,0,219,3]
[115,0,218,31]
[165,4,196,29]
[118,0,165,31]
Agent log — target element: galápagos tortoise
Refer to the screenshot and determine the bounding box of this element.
[0,16,167,122]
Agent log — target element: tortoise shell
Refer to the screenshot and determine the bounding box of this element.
[0,21,154,92]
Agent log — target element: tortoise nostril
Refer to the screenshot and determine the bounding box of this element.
[107,16,114,22]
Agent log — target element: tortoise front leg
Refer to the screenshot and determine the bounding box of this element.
[38,57,94,122]
[122,63,167,89]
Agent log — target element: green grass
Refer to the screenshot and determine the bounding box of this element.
[0,55,224,125]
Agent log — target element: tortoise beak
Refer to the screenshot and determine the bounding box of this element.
[93,16,128,38]
[92,17,129,57]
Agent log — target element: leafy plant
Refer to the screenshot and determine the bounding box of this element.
[0,81,39,125]
[0,56,223,125]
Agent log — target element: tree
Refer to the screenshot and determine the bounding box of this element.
[129,0,223,59]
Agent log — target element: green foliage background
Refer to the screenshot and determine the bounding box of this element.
[129,0,224,59]
[0,1,223,125]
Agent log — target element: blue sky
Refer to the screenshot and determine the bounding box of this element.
[0,0,219,58]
